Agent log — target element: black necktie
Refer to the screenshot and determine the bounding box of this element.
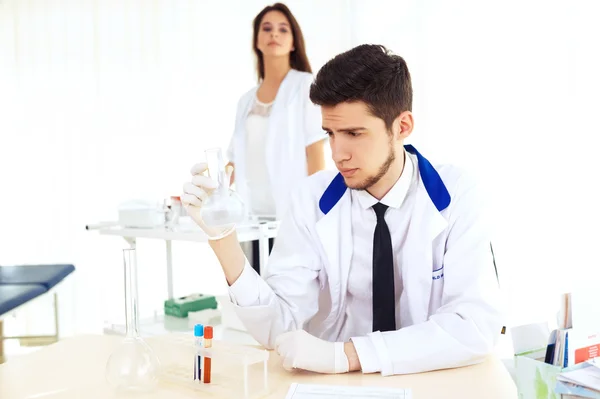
[372,202,396,332]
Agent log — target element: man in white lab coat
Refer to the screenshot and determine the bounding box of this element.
[182,44,505,376]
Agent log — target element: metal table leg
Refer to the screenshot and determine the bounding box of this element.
[258,223,270,276]
[166,240,174,299]
[0,319,4,363]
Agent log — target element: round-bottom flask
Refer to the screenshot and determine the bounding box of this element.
[105,249,161,393]
[199,147,246,239]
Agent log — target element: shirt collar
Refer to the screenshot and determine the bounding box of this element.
[356,150,415,210]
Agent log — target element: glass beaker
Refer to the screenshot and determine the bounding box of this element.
[105,249,161,393]
[199,147,245,239]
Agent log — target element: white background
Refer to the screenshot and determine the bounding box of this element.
[1,0,599,346]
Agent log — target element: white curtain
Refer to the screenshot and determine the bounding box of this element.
[1,0,598,342]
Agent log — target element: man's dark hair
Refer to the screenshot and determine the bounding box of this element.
[309,44,412,130]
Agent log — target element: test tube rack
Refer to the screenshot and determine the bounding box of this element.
[149,333,270,398]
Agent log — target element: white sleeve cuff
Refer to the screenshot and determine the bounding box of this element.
[334,342,350,373]
[352,332,396,376]
[350,336,381,374]
[368,331,395,376]
[227,261,261,306]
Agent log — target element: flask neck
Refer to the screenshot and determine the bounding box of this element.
[123,249,140,338]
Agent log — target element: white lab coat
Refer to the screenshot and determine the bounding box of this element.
[230,145,506,376]
[227,69,324,220]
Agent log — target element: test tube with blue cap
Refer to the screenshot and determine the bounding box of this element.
[194,324,204,382]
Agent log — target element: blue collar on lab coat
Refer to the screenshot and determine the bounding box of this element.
[319,145,451,215]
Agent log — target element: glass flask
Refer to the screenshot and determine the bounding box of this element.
[199,147,245,239]
[105,249,161,393]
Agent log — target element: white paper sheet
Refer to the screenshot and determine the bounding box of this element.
[557,363,600,391]
[284,383,412,399]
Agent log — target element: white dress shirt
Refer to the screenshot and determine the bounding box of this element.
[339,150,416,341]
[341,151,418,372]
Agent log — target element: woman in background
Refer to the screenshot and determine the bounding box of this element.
[226,3,326,273]
[227,2,325,221]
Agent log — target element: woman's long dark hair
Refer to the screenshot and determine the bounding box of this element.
[252,3,312,81]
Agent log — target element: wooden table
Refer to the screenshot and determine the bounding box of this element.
[0,334,517,398]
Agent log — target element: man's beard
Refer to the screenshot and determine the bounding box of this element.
[347,144,396,191]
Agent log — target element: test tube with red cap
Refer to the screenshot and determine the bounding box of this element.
[203,326,213,383]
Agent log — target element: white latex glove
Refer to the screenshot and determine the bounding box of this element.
[181,162,235,239]
[274,330,349,374]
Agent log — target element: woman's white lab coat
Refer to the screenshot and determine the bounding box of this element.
[227,69,324,220]
[228,145,506,376]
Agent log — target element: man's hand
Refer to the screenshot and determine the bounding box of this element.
[182,162,236,239]
[274,330,350,374]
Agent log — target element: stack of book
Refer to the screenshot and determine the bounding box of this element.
[545,293,599,369]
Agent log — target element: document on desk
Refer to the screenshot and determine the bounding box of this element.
[285,383,412,399]
[557,362,600,391]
